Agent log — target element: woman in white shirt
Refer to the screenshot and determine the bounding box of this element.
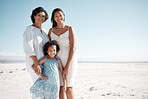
[23,7,49,99]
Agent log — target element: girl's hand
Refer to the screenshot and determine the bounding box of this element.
[40,75,48,81]
[61,71,66,79]
[62,73,66,83]
[62,85,66,92]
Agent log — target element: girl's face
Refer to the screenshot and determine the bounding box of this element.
[54,11,64,24]
[34,11,46,24]
[47,45,57,58]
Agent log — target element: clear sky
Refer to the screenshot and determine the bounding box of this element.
[0,0,148,61]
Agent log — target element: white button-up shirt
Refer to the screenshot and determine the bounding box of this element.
[23,25,49,72]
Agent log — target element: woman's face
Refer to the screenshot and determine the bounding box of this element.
[54,11,64,24]
[47,45,57,58]
[34,11,46,24]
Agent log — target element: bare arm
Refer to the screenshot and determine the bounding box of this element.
[48,28,52,40]
[64,26,76,75]
[30,56,41,75]
[23,27,41,74]
[59,60,64,73]
[38,58,46,65]
[38,58,48,80]
[32,58,47,80]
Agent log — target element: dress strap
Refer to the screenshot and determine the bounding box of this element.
[51,28,54,32]
[44,55,49,59]
[55,56,61,61]
[67,26,69,32]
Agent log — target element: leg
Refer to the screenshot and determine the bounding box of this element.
[59,86,65,99]
[66,87,74,99]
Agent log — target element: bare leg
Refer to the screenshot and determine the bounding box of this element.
[66,87,74,99]
[59,86,65,99]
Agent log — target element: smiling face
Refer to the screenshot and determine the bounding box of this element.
[54,11,65,24]
[47,45,57,58]
[34,11,46,24]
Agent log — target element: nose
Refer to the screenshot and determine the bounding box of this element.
[52,51,55,53]
[57,16,61,19]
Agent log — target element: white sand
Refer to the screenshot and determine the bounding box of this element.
[0,63,148,99]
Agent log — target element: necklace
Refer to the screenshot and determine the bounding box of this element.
[32,24,43,34]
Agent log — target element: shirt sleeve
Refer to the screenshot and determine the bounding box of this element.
[23,26,36,57]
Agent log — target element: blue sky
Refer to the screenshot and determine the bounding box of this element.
[0,0,148,60]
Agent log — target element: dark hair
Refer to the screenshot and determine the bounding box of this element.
[43,40,60,56]
[31,7,48,23]
[51,8,65,27]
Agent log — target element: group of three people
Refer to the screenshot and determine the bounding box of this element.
[23,7,77,99]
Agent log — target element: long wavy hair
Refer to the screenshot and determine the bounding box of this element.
[51,8,65,28]
[43,40,60,56]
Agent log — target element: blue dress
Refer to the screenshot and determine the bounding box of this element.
[30,57,60,99]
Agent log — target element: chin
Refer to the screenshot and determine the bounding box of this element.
[57,21,63,24]
[50,56,55,58]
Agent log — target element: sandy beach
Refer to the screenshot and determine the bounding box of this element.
[0,62,148,99]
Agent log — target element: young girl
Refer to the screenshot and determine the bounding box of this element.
[30,40,66,99]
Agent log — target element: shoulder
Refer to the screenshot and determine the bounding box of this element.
[48,28,53,39]
[42,58,46,60]
[41,58,46,62]
[68,26,73,30]
[25,25,37,32]
[65,25,73,31]
[58,59,62,64]
[42,28,48,34]
[23,25,34,35]
[39,58,46,64]
[67,26,74,33]
[67,25,73,30]
[55,56,61,60]
[25,25,33,31]
[68,26,75,36]
[48,28,53,33]
[48,28,53,35]
[54,56,61,64]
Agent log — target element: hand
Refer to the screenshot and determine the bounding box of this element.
[63,67,69,77]
[40,75,48,81]
[61,84,66,92]
[32,64,41,75]
[62,71,66,79]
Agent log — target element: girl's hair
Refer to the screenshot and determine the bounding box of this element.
[31,7,48,23]
[51,8,65,28]
[43,40,60,56]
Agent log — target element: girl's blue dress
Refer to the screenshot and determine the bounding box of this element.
[30,57,60,99]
